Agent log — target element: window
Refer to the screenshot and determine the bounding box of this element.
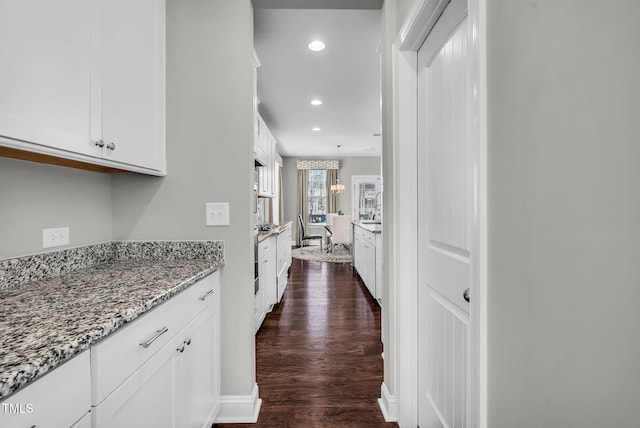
[308,169,327,224]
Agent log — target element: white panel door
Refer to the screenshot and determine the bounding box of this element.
[417,0,475,426]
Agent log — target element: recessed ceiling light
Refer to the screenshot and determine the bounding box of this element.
[308,40,326,51]
[312,127,321,132]
[310,99,322,106]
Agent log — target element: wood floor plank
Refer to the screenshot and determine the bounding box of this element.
[214,258,397,427]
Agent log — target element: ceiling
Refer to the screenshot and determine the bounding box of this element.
[253,4,382,158]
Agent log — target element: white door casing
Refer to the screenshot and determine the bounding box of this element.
[392,0,486,426]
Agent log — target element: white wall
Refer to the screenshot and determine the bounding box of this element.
[0,158,112,259]
[111,0,256,397]
[487,1,640,426]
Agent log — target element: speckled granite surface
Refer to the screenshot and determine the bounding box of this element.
[257,221,292,243]
[352,221,383,234]
[0,241,224,400]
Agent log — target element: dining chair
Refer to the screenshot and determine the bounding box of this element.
[298,215,323,249]
[330,215,352,253]
[324,213,337,252]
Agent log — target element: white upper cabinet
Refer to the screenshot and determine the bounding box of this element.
[0,0,166,175]
[97,0,165,171]
[256,114,276,197]
[0,0,93,157]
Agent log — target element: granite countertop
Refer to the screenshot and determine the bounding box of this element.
[257,220,292,243]
[353,220,383,234]
[0,241,224,400]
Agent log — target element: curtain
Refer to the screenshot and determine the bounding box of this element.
[296,169,308,246]
[326,168,338,214]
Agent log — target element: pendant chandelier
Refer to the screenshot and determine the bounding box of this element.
[331,178,345,195]
[331,145,345,195]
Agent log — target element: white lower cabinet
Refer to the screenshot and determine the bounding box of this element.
[177,300,220,428]
[0,272,220,428]
[254,286,265,333]
[92,336,178,428]
[92,271,221,428]
[0,351,90,428]
[353,224,382,302]
[276,225,292,303]
[259,236,277,312]
[256,227,291,332]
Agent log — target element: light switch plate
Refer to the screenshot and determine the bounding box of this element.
[205,202,230,226]
[43,227,70,248]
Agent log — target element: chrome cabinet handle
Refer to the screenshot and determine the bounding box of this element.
[106,142,116,150]
[177,345,185,353]
[184,338,191,346]
[94,139,105,148]
[198,290,214,301]
[139,326,168,348]
[463,288,470,303]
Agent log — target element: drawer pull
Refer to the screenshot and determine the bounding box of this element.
[177,345,185,353]
[139,326,168,348]
[198,289,215,301]
[184,338,191,346]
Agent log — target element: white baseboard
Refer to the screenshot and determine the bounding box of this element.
[378,382,398,422]
[214,383,262,423]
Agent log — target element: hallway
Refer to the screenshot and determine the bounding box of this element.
[216,258,396,427]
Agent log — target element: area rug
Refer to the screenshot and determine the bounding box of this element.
[291,245,352,263]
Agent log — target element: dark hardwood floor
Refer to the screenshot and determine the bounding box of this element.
[215,257,397,428]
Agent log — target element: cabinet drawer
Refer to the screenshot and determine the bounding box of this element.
[354,226,367,240]
[258,238,272,254]
[91,271,220,405]
[355,227,376,246]
[0,351,90,428]
[365,233,376,246]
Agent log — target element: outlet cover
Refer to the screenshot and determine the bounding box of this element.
[43,227,70,248]
[205,203,230,226]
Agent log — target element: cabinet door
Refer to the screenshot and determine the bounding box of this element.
[0,0,95,156]
[259,237,277,309]
[177,302,220,428]
[364,240,376,297]
[93,336,178,428]
[255,286,265,332]
[354,236,375,297]
[71,411,92,428]
[99,0,164,171]
[354,236,365,281]
[0,351,90,428]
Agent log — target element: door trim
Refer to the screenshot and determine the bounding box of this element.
[392,0,487,426]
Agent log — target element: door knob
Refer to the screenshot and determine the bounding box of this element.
[463,288,470,303]
[94,139,105,148]
[106,142,116,150]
